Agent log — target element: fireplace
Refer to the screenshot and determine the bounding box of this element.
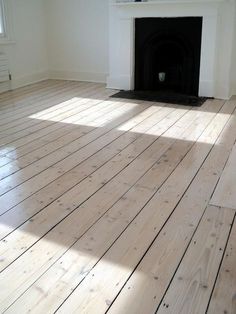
[108,0,236,100]
[135,17,202,96]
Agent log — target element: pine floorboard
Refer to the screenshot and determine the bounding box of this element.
[0,80,235,314]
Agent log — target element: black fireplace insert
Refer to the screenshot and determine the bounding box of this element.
[135,17,203,96]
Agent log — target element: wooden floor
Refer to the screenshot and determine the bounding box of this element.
[0,80,235,314]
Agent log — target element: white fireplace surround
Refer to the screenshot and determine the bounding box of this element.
[107,0,236,99]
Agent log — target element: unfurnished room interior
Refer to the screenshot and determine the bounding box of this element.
[0,0,236,313]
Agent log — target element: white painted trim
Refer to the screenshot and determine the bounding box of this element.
[0,40,15,45]
[0,0,6,37]
[199,80,215,98]
[10,71,49,89]
[108,0,235,99]
[0,80,10,93]
[0,0,15,44]
[107,75,132,89]
[49,70,107,83]
[112,0,230,6]
[215,80,231,100]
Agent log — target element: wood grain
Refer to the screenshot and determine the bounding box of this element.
[0,81,235,314]
[207,216,236,314]
[210,143,236,210]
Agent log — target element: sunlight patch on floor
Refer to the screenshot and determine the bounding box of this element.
[29,99,140,127]
[28,101,231,145]
[29,97,83,119]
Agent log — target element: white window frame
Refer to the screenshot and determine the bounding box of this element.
[0,0,15,45]
[0,0,6,38]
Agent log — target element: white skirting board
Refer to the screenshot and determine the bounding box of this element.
[49,70,107,84]
[10,71,49,90]
[0,80,10,94]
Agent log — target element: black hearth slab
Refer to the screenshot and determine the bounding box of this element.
[111,90,209,107]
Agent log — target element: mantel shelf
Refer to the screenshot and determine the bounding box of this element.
[112,0,230,6]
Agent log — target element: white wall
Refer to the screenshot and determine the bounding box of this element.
[46,0,109,83]
[0,0,48,90]
[214,1,236,99]
[230,4,236,95]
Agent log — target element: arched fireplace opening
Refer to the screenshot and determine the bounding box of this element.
[135,17,203,97]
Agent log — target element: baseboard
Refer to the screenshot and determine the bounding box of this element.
[214,81,231,100]
[10,71,50,90]
[199,80,214,98]
[49,70,107,84]
[229,84,236,99]
[0,81,11,94]
[107,75,132,90]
